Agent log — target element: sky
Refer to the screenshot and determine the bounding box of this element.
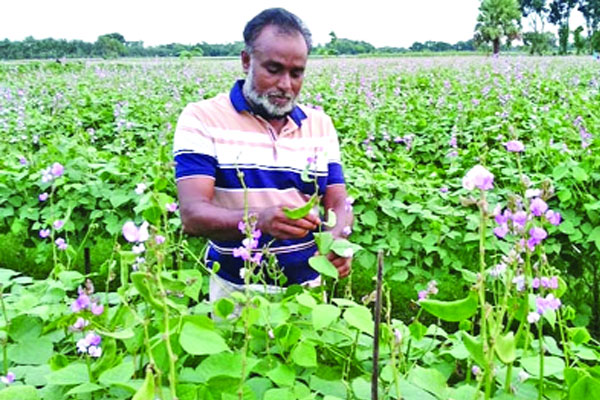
[1,0,587,48]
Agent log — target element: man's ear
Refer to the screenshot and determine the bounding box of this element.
[241,50,251,74]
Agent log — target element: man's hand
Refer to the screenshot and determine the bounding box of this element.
[328,252,352,279]
[257,206,320,240]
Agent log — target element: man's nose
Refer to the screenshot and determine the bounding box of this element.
[278,73,292,92]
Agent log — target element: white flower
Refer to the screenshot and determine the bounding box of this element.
[343,248,354,258]
[134,183,147,195]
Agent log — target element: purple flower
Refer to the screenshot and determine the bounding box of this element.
[155,235,166,245]
[462,165,494,191]
[19,156,28,166]
[393,328,402,344]
[233,246,250,261]
[505,140,525,152]
[417,290,428,301]
[53,220,64,230]
[70,317,89,331]
[471,365,481,376]
[527,312,540,324]
[166,202,178,213]
[511,211,528,228]
[132,243,145,254]
[513,275,526,291]
[90,303,104,316]
[545,210,561,226]
[548,276,559,289]
[440,187,449,193]
[55,237,68,250]
[536,294,561,314]
[50,162,64,177]
[532,278,540,289]
[237,220,246,233]
[71,291,91,312]
[530,198,548,217]
[76,338,89,353]
[122,221,149,243]
[527,227,547,249]
[342,226,352,237]
[85,332,102,347]
[88,345,102,358]
[134,183,147,195]
[494,224,509,239]
[39,229,51,238]
[0,372,15,385]
[39,192,49,202]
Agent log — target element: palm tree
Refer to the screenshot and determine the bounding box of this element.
[475,0,522,54]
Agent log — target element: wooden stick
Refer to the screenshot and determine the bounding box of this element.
[372,250,384,400]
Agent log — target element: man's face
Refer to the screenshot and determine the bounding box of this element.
[242,25,308,119]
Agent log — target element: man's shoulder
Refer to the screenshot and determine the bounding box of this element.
[182,93,233,116]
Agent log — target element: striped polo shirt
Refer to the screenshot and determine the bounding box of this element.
[173,80,345,285]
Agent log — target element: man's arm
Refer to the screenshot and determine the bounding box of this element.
[321,184,354,278]
[177,177,321,240]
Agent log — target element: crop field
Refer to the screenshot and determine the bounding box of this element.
[0,56,599,399]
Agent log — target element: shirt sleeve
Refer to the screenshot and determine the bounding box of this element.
[323,115,346,186]
[173,104,218,181]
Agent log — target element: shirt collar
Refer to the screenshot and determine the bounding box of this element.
[229,79,307,127]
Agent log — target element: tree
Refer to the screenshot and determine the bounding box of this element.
[475,0,522,54]
[578,0,600,53]
[549,0,578,54]
[523,30,557,53]
[94,34,126,59]
[519,0,550,33]
[573,25,587,53]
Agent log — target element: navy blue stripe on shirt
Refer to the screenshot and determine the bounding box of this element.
[215,168,327,195]
[175,153,217,179]
[327,162,345,185]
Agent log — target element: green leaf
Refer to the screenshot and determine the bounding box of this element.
[588,226,600,251]
[568,327,591,346]
[45,363,89,385]
[179,269,203,300]
[520,356,565,377]
[214,298,235,319]
[308,255,339,279]
[462,332,486,367]
[197,353,258,381]
[343,305,374,334]
[96,328,135,340]
[495,332,516,364]
[98,361,135,386]
[7,338,53,365]
[572,166,589,182]
[291,341,317,367]
[570,376,600,398]
[360,210,378,227]
[409,321,427,341]
[132,368,155,400]
[296,292,317,309]
[351,376,371,400]
[57,270,85,290]
[65,383,103,396]
[179,321,230,355]
[419,291,478,322]
[0,386,41,400]
[282,194,318,220]
[323,209,337,228]
[330,239,362,258]
[408,366,448,399]
[312,304,341,330]
[309,376,347,398]
[8,315,42,342]
[264,388,295,400]
[313,232,334,255]
[266,364,295,387]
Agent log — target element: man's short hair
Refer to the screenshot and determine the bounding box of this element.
[243,8,312,54]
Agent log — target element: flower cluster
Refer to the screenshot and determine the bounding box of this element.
[505,140,524,152]
[41,162,64,183]
[71,285,104,316]
[462,165,494,191]
[122,220,151,269]
[76,332,102,358]
[417,280,438,301]
[528,293,562,324]
[574,116,592,149]
[233,218,262,265]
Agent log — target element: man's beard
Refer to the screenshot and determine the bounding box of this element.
[242,65,297,120]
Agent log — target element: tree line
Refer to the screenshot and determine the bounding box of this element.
[476,0,600,55]
[2,1,600,60]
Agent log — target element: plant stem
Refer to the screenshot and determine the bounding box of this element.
[0,286,9,375]
[477,190,492,399]
[371,251,384,400]
[538,323,544,400]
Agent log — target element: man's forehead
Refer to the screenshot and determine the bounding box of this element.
[251,25,308,56]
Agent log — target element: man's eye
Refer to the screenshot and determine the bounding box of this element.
[267,67,279,74]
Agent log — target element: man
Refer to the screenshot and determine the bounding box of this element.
[173,8,352,302]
